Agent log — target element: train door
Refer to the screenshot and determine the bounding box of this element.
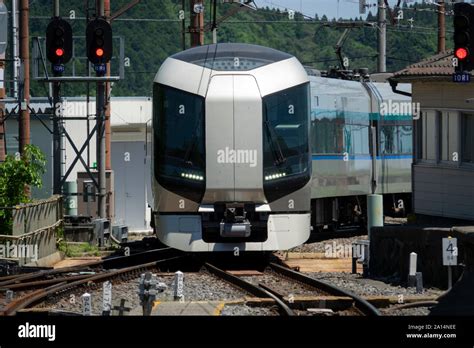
[203,75,265,203]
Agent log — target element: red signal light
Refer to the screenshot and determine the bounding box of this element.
[96,48,104,57]
[55,48,64,57]
[455,47,468,60]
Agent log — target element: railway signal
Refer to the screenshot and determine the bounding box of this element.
[86,18,113,72]
[46,17,72,74]
[453,3,474,72]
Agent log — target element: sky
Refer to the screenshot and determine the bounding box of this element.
[254,0,420,20]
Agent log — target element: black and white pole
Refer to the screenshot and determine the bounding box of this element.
[442,237,458,290]
[139,272,157,316]
[102,281,112,316]
[174,271,184,301]
[82,292,92,316]
[408,252,417,287]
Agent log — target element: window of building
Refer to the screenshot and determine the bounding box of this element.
[462,113,474,164]
[440,112,448,161]
[421,110,438,161]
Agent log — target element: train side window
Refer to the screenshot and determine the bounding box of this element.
[380,126,397,154]
[398,125,412,154]
[380,125,412,155]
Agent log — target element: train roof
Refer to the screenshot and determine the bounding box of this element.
[170,43,294,71]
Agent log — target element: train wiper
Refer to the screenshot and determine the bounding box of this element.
[183,134,197,166]
[264,120,286,166]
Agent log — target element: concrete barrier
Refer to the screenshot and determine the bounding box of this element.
[369,225,474,289]
[430,227,474,315]
[0,196,63,265]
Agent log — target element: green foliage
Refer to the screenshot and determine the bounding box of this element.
[0,145,46,234]
[58,242,100,257]
[4,1,452,97]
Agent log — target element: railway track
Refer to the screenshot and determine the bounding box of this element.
[0,248,185,316]
[204,261,380,316]
[267,262,380,316]
[0,247,181,291]
[204,262,294,316]
[1,248,381,316]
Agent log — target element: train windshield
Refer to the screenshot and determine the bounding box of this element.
[263,83,311,201]
[153,84,205,202]
[171,43,293,71]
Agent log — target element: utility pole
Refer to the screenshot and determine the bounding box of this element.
[19,0,29,155]
[11,0,19,99]
[87,0,113,220]
[105,0,111,171]
[211,0,217,44]
[181,0,186,50]
[377,0,386,72]
[96,0,107,219]
[52,0,62,195]
[0,88,4,162]
[438,0,446,53]
[190,0,204,47]
[0,0,7,161]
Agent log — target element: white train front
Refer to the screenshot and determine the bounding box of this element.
[151,43,312,252]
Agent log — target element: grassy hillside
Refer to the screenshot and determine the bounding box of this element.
[11,0,453,97]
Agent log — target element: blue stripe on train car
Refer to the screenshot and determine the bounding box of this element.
[310,109,413,121]
[312,154,413,160]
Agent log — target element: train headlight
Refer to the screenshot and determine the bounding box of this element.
[181,172,204,181]
[264,172,286,181]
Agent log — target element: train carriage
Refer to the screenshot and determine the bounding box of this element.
[151,43,412,252]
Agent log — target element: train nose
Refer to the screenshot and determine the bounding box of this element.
[202,75,266,204]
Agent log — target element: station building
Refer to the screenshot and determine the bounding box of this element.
[391,51,474,221]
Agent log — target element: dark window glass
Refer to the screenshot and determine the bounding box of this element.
[311,118,344,154]
[344,125,370,155]
[380,125,396,154]
[263,83,311,202]
[153,84,205,202]
[311,119,369,155]
[380,125,413,155]
[462,113,474,163]
[398,125,413,154]
[416,117,423,160]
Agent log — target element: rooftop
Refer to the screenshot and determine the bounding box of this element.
[391,50,454,81]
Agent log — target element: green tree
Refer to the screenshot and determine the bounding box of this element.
[0,145,46,234]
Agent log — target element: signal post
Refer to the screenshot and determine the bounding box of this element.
[86,15,113,219]
[453,3,474,76]
[44,1,114,219]
[46,13,73,194]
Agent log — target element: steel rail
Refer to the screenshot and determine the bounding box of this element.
[204,262,295,316]
[0,247,179,288]
[0,255,184,316]
[269,262,381,316]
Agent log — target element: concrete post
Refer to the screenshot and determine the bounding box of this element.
[173,270,184,301]
[102,281,112,316]
[82,292,92,316]
[408,252,417,287]
[367,194,383,237]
